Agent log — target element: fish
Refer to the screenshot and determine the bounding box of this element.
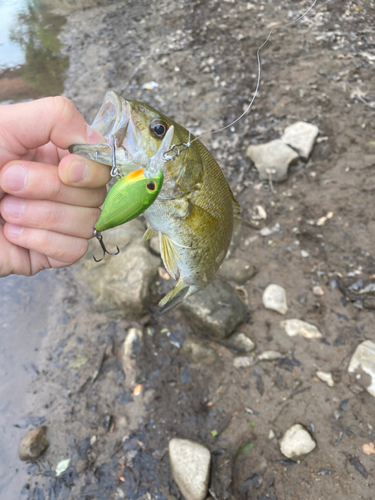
[70,90,241,314]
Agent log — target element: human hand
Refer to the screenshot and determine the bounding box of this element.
[0,96,111,277]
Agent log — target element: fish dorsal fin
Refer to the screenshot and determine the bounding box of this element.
[160,232,181,280]
[141,228,158,242]
[156,278,190,315]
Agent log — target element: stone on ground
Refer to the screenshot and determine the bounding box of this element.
[181,338,218,365]
[181,280,247,339]
[316,370,334,387]
[19,426,49,461]
[263,284,288,315]
[281,121,319,160]
[74,221,160,318]
[246,139,299,182]
[227,332,255,353]
[219,258,257,284]
[348,340,375,397]
[169,438,211,500]
[281,319,322,339]
[279,424,316,458]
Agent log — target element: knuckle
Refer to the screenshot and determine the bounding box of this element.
[51,96,75,122]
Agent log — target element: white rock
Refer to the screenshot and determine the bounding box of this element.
[263,284,288,315]
[316,370,334,387]
[281,319,322,339]
[260,223,281,237]
[313,286,324,296]
[121,328,143,366]
[268,429,275,439]
[227,332,255,353]
[246,139,299,182]
[280,121,319,160]
[169,438,211,500]
[348,340,375,397]
[279,424,316,458]
[233,356,254,368]
[258,350,282,361]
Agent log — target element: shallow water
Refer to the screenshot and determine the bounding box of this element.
[0,272,58,498]
[0,0,68,102]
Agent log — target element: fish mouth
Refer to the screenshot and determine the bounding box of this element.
[69,90,149,172]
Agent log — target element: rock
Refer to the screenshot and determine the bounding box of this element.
[149,234,160,256]
[181,280,247,339]
[246,139,299,182]
[74,221,160,318]
[219,258,257,284]
[19,426,49,461]
[169,438,211,500]
[227,332,255,353]
[233,356,254,368]
[281,319,322,339]
[181,338,218,365]
[258,350,282,361]
[348,340,375,397]
[279,424,316,458]
[263,284,288,315]
[56,458,71,476]
[260,223,281,237]
[313,286,324,296]
[121,328,143,368]
[280,121,319,160]
[316,370,334,387]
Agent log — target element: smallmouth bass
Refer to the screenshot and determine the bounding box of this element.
[70,91,241,314]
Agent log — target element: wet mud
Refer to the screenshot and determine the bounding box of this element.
[2,0,375,498]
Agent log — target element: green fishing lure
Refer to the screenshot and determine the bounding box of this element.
[95,168,164,232]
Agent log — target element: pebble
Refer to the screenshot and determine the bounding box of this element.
[280,121,319,161]
[279,424,317,458]
[219,258,257,284]
[169,438,211,500]
[316,370,334,387]
[181,280,247,339]
[260,223,281,237]
[233,356,254,368]
[74,221,160,318]
[263,284,288,315]
[246,139,299,182]
[18,426,49,461]
[181,338,218,365]
[313,286,324,296]
[281,319,322,339]
[258,350,283,361]
[348,340,375,397]
[227,332,255,353]
[121,328,143,369]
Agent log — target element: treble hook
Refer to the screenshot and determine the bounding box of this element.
[93,229,120,262]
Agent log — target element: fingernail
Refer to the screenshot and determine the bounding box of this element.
[3,197,25,218]
[7,224,24,237]
[3,165,27,192]
[86,124,105,144]
[68,160,88,184]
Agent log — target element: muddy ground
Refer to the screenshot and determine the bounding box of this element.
[8,0,375,498]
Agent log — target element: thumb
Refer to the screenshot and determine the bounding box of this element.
[0,96,103,162]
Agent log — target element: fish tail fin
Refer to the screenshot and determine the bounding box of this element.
[155,278,190,316]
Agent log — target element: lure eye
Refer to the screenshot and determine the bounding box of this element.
[150,119,168,139]
[146,181,156,191]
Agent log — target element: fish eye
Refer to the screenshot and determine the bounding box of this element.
[146,181,156,191]
[150,119,168,138]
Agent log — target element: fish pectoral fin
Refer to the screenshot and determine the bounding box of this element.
[159,232,181,280]
[141,228,158,242]
[156,279,190,316]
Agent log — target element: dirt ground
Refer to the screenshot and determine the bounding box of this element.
[12,0,375,498]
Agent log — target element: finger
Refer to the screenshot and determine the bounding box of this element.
[0,96,104,164]
[1,196,100,239]
[58,154,111,188]
[0,161,107,207]
[3,223,88,265]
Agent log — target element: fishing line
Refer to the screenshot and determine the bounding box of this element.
[166,0,318,155]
